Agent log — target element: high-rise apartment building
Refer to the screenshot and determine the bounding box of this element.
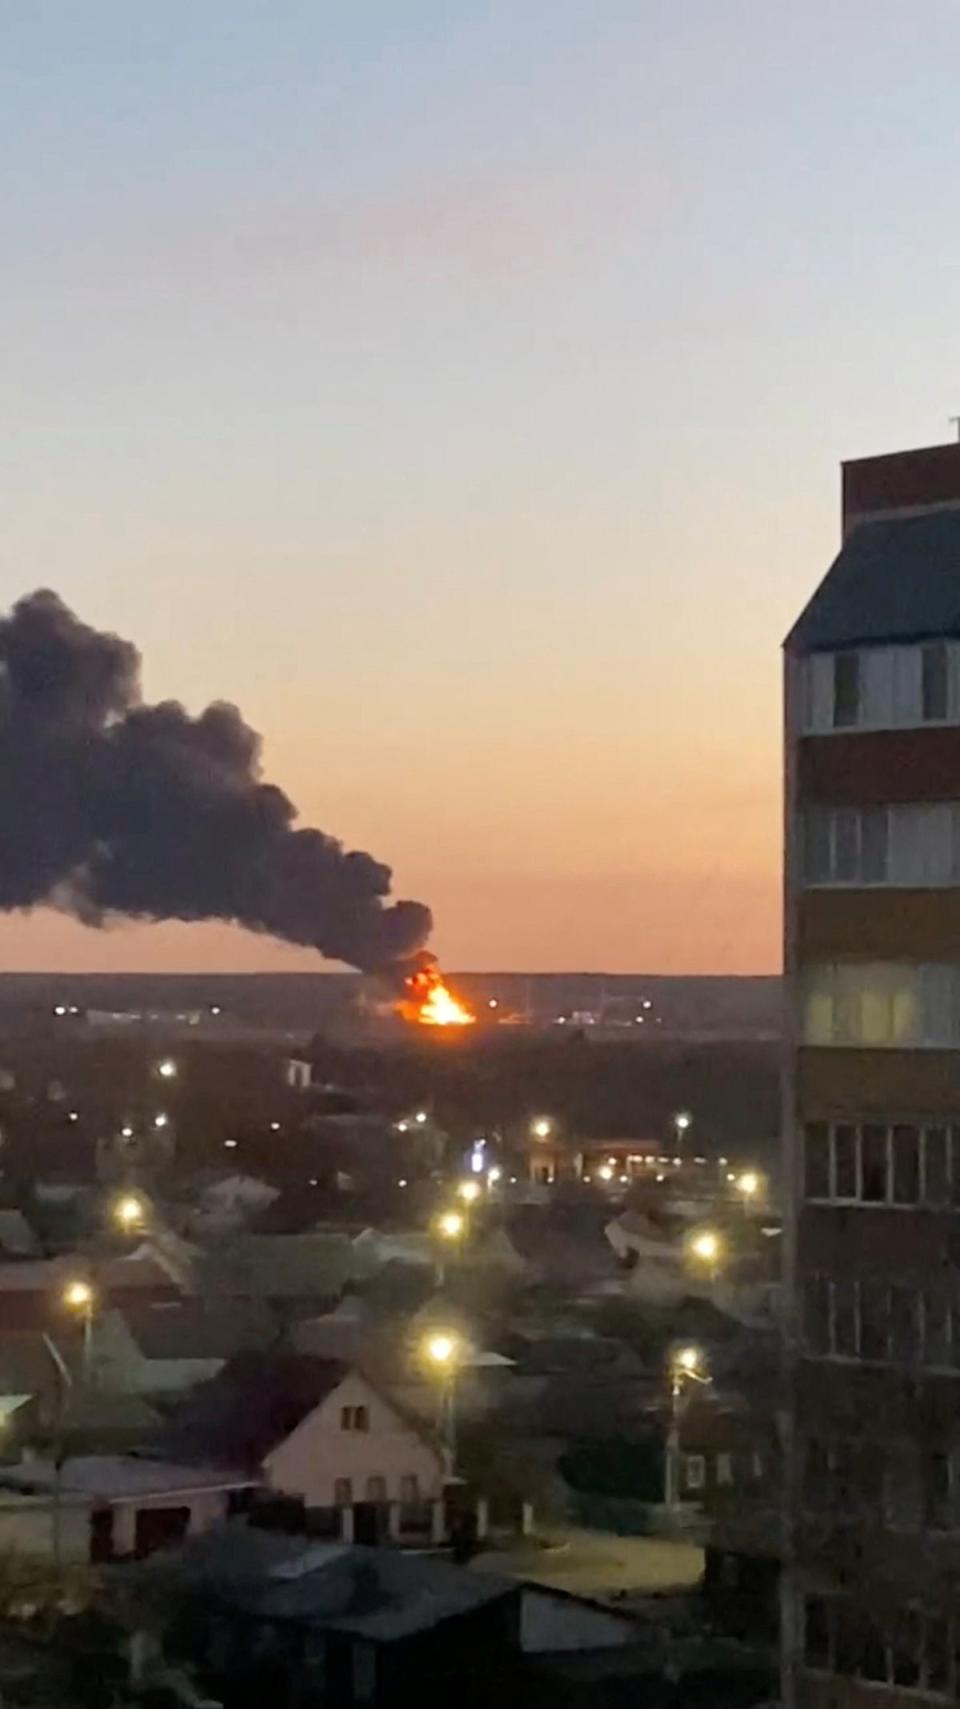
[783,441,960,1707]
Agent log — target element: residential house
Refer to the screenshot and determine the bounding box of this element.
[147,1526,641,1709]
[164,1352,449,1543]
[0,1455,256,1563]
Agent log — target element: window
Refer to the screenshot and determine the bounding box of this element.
[833,652,860,727]
[399,1474,420,1504]
[892,1124,920,1203]
[803,809,831,884]
[715,1452,733,1486]
[834,1125,858,1198]
[923,643,949,722]
[860,808,889,882]
[834,808,859,880]
[925,1127,950,1204]
[340,1405,370,1433]
[890,1286,919,1366]
[803,1275,830,1355]
[333,1478,353,1506]
[683,1454,706,1492]
[924,1291,951,1368]
[925,1452,952,1531]
[365,1476,387,1503]
[859,1280,889,1361]
[801,962,960,1048]
[803,1439,830,1509]
[861,1126,888,1201]
[804,1596,831,1669]
[832,1280,858,1357]
[804,1122,830,1199]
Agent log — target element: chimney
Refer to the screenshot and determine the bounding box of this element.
[842,439,960,536]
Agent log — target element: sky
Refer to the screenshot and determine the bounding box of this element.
[2,0,960,976]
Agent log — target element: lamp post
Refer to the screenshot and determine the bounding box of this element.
[673,1110,692,1154]
[688,1227,724,1286]
[665,1345,710,1511]
[113,1193,146,1235]
[433,1210,465,1287]
[736,1170,761,1214]
[62,1279,95,1381]
[423,1332,462,1470]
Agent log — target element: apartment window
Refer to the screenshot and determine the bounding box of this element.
[834,1124,858,1198]
[803,1439,830,1509]
[803,1275,830,1355]
[885,1447,924,1530]
[892,1124,920,1204]
[925,1452,952,1531]
[923,643,949,722]
[801,962,960,1048]
[833,652,860,727]
[804,1596,831,1669]
[860,808,889,882]
[803,809,832,884]
[891,1612,922,1689]
[683,1454,706,1492]
[860,1125,888,1202]
[716,1452,733,1487]
[399,1474,420,1504]
[340,1405,370,1433]
[806,1120,960,1208]
[859,1279,889,1361]
[832,1280,858,1357]
[804,1122,830,1199]
[334,1478,353,1506]
[365,1476,387,1503]
[925,1126,950,1204]
[834,808,859,879]
[924,1290,951,1367]
[890,1286,919,1366]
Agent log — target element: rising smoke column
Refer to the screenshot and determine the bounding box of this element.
[0,591,432,972]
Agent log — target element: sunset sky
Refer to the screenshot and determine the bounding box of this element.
[3,1,959,975]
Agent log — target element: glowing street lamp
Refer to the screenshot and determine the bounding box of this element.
[156,1059,178,1081]
[422,1331,463,1463]
[530,1117,553,1141]
[737,1170,761,1202]
[457,1180,481,1205]
[665,1343,710,1510]
[113,1194,145,1234]
[436,1211,464,1242]
[63,1279,95,1376]
[688,1228,723,1283]
[673,1111,692,1150]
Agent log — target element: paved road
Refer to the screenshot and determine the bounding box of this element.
[472,1525,703,1597]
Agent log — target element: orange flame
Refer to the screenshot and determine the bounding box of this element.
[399,967,475,1028]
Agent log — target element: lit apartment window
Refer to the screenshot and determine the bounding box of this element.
[801,963,960,1048]
[832,652,861,727]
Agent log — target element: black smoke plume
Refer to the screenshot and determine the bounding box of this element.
[0,591,432,973]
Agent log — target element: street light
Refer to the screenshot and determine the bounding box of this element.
[673,1111,692,1150]
[113,1194,145,1234]
[436,1211,464,1241]
[457,1181,481,1205]
[737,1170,760,1201]
[688,1228,723,1283]
[530,1117,553,1140]
[665,1344,710,1510]
[156,1059,177,1081]
[422,1332,463,1465]
[63,1279,95,1378]
[414,1110,428,1126]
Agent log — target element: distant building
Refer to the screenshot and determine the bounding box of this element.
[783,438,960,1706]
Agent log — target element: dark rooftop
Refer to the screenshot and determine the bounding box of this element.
[787,509,960,653]
[162,1351,351,1469]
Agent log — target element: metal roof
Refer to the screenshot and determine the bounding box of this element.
[786,509,960,652]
